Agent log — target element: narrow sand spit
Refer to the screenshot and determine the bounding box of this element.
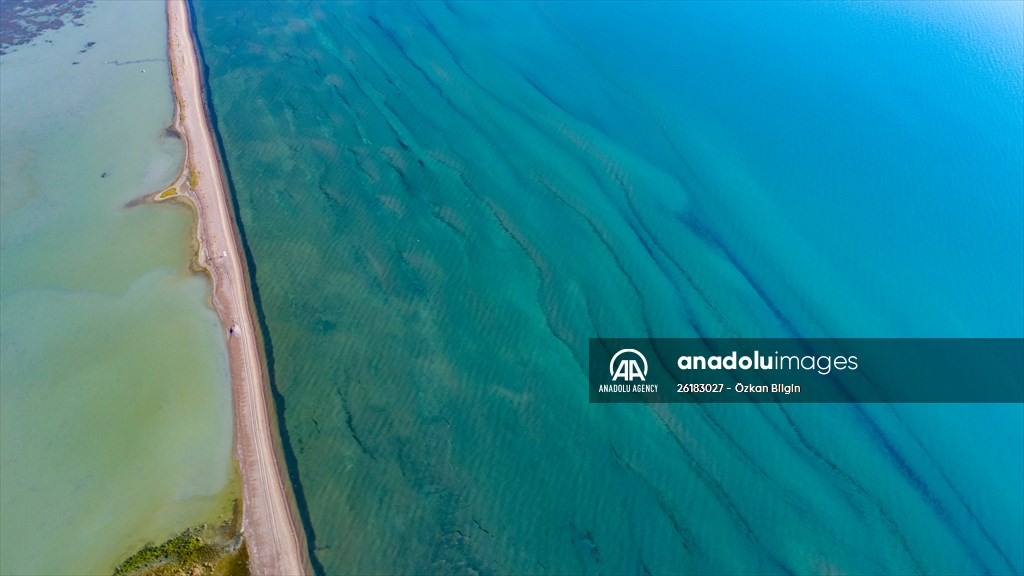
[165,1,306,573]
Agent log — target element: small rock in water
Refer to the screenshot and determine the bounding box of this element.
[100,172,109,178]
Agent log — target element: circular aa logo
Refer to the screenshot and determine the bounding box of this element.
[610,349,648,382]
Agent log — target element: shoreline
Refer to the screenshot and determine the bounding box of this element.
[164,1,306,574]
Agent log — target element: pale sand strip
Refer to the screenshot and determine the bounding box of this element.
[165,1,306,574]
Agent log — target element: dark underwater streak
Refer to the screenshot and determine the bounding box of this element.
[491,64,755,343]
[336,385,377,462]
[887,407,1023,575]
[771,403,929,575]
[185,2,326,573]
[849,403,1020,575]
[392,5,741,341]
[362,7,717,356]
[607,442,698,555]
[318,10,620,369]
[652,407,799,576]
[521,3,819,341]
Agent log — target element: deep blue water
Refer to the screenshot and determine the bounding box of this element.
[191,1,1023,574]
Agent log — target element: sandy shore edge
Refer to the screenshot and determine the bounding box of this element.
[164,1,307,574]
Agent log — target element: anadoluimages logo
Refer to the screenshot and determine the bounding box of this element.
[610,349,648,382]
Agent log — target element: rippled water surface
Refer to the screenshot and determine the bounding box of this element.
[191,2,1023,574]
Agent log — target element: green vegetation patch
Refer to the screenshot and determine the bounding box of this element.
[158,188,176,199]
[113,528,248,575]
[112,497,248,575]
[114,528,217,575]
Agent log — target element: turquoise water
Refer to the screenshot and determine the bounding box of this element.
[0,3,235,574]
[191,1,1023,574]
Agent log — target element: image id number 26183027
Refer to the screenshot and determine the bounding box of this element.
[677,383,725,394]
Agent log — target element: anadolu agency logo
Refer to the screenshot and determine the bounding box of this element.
[610,348,647,381]
[601,349,658,394]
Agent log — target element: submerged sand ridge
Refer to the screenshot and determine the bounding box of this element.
[165,1,306,574]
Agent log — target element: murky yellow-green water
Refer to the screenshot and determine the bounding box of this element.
[1,3,235,574]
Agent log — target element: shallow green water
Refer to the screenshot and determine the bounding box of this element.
[0,3,234,574]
